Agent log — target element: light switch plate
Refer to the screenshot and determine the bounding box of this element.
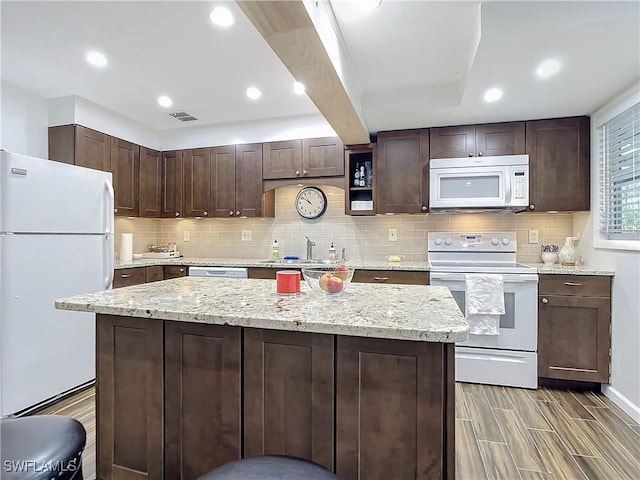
[242,230,252,241]
[389,229,398,242]
[183,230,191,242]
[528,229,539,244]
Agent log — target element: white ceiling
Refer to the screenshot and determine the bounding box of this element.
[2,1,639,136]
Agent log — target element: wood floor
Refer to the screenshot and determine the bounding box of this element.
[31,382,640,480]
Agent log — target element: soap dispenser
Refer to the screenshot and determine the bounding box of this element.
[328,242,336,261]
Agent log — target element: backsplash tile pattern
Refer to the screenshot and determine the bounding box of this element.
[116,186,574,264]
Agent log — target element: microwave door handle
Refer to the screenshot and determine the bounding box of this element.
[505,171,512,206]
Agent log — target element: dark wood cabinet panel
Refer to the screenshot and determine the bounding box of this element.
[183,148,212,217]
[352,270,429,285]
[48,125,76,165]
[429,125,475,159]
[302,136,344,177]
[377,129,429,213]
[526,116,590,212]
[164,265,188,279]
[145,265,164,283]
[96,314,163,480]
[48,125,111,170]
[211,145,237,218]
[236,143,271,217]
[336,337,454,479]
[162,150,183,218]
[262,140,302,179]
[111,137,140,216]
[244,328,334,471]
[475,122,525,156]
[139,147,162,218]
[538,275,611,297]
[113,267,145,288]
[165,321,241,479]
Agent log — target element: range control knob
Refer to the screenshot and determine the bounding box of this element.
[444,237,452,246]
[434,237,443,246]
[502,238,510,246]
[491,238,499,246]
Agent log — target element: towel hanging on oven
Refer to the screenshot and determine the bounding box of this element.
[465,274,505,335]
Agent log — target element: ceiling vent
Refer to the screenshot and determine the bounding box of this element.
[169,111,198,122]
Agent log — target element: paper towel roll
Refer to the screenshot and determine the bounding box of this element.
[120,233,133,262]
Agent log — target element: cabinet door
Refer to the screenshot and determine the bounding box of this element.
[211,145,237,218]
[244,328,334,471]
[429,125,475,159]
[139,147,162,218]
[162,150,183,218]
[76,125,112,170]
[302,136,344,177]
[336,337,454,480]
[262,140,302,179]
[235,143,265,217]
[96,314,163,480]
[165,321,241,479]
[145,266,164,283]
[111,138,140,216]
[113,268,145,288]
[475,122,525,156]
[164,265,188,279]
[377,130,429,213]
[48,125,76,165]
[352,270,429,285]
[183,148,212,217]
[526,117,590,212]
[538,295,611,383]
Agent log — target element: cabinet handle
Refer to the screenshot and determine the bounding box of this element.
[303,170,308,176]
[374,277,389,282]
[479,151,483,156]
[236,211,241,216]
[564,282,583,287]
[469,152,474,157]
[179,268,185,272]
[114,208,118,213]
[204,211,208,216]
[175,212,180,217]
[529,204,535,210]
[229,211,234,216]
[541,298,548,304]
[421,206,427,211]
[295,170,300,176]
[120,274,132,279]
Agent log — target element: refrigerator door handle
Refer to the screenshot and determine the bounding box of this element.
[103,180,115,289]
[103,180,114,234]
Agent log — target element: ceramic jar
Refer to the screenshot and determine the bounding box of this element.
[559,237,577,266]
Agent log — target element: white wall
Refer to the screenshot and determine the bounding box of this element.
[574,85,640,421]
[1,81,48,158]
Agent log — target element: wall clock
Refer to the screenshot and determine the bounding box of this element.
[295,186,328,219]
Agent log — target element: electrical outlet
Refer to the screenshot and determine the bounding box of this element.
[183,230,191,242]
[241,230,252,241]
[389,229,398,242]
[528,229,539,244]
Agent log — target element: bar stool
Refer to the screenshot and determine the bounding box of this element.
[196,455,337,480]
[1,415,86,480]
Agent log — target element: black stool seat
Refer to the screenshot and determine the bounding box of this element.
[1,415,86,480]
[196,455,338,480]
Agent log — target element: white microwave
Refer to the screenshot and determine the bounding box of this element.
[429,154,529,211]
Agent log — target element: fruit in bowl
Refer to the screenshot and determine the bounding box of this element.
[302,265,355,295]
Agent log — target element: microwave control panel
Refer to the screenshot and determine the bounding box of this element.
[512,171,527,199]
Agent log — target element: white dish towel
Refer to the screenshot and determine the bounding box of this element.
[465,274,505,335]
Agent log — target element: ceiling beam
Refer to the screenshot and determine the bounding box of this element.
[236,0,370,145]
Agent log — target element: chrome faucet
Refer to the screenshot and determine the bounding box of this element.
[304,236,316,260]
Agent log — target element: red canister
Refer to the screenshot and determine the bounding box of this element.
[276,270,300,295]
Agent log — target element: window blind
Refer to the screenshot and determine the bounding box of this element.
[599,102,640,240]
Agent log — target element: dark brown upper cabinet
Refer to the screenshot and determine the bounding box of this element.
[430,122,525,159]
[262,137,343,180]
[525,116,590,212]
[139,147,162,218]
[344,144,376,216]
[182,147,212,218]
[376,129,429,214]
[161,150,183,218]
[111,137,140,216]
[48,125,111,171]
[211,145,237,218]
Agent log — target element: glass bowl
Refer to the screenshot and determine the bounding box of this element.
[302,266,355,295]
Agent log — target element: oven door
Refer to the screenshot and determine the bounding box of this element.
[430,272,538,351]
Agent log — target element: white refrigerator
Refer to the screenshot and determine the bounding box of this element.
[0,150,114,416]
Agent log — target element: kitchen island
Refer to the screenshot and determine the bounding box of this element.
[56,277,467,480]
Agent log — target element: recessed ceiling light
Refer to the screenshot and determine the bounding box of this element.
[209,6,235,28]
[86,51,107,68]
[293,81,306,95]
[483,88,503,103]
[536,59,562,79]
[158,96,173,108]
[246,87,261,100]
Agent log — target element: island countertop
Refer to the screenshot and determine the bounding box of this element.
[56,276,468,343]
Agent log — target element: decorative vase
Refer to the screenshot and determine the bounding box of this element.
[559,237,577,266]
[541,252,559,265]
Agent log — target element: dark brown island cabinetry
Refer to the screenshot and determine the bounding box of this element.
[139,147,162,217]
[376,129,430,214]
[49,125,111,170]
[164,265,188,279]
[111,137,140,216]
[538,275,611,383]
[161,150,183,218]
[344,144,376,215]
[112,266,170,288]
[262,137,343,180]
[525,116,590,212]
[430,122,525,159]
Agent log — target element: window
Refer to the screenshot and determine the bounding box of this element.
[598,101,640,241]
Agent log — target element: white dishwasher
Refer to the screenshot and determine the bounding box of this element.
[188,266,248,279]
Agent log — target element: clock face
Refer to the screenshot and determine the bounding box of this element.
[295,187,328,219]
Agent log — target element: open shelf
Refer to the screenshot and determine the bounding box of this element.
[344,144,376,216]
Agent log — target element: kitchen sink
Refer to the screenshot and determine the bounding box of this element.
[255,259,338,266]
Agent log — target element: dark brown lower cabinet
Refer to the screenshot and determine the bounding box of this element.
[243,329,334,471]
[336,337,455,480]
[96,314,164,480]
[165,322,241,480]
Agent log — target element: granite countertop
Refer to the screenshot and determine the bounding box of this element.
[525,263,615,276]
[56,277,468,343]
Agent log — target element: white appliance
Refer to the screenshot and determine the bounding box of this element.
[189,266,248,279]
[429,155,529,211]
[428,232,539,389]
[0,150,114,416]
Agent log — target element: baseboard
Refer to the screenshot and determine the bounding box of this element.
[602,384,640,423]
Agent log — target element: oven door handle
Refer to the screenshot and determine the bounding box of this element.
[430,272,539,283]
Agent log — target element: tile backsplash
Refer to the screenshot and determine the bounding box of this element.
[115,185,574,263]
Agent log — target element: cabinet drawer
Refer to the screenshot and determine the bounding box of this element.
[165,265,188,279]
[352,270,429,285]
[539,275,611,297]
[113,267,145,288]
[145,266,164,283]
